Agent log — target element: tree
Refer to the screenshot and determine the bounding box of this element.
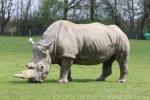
[139,0,150,38]
[63,0,82,20]
[24,0,31,22]
[130,0,135,33]
[125,0,135,34]
[0,0,15,34]
[22,0,32,35]
[101,0,121,26]
[40,0,63,28]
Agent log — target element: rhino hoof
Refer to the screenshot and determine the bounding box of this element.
[96,77,105,81]
[58,79,68,83]
[118,79,126,83]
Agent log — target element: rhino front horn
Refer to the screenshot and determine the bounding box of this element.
[14,69,35,79]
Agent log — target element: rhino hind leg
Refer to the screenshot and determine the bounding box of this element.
[118,60,128,83]
[116,51,129,83]
[97,57,115,81]
[58,58,73,83]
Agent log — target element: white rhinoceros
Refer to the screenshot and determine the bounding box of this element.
[14,20,130,83]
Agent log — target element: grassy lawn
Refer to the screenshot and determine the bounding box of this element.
[0,36,150,100]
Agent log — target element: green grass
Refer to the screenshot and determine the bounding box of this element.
[0,36,150,100]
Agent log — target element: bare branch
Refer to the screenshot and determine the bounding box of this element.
[69,0,83,10]
[68,0,75,6]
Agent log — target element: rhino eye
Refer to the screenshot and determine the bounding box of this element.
[41,66,44,69]
[37,65,44,70]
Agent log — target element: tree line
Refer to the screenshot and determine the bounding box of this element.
[0,0,150,39]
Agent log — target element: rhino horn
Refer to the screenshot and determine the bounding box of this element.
[14,69,35,79]
[29,38,35,45]
[26,63,36,69]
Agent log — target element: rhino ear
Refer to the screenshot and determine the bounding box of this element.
[41,50,51,63]
[34,44,45,52]
[14,69,35,79]
[41,50,49,54]
[35,45,50,54]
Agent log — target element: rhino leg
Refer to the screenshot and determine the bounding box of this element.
[97,57,114,81]
[118,60,128,83]
[117,52,129,83]
[68,70,72,82]
[58,58,73,83]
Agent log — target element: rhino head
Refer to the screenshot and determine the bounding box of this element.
[14,38,52,83]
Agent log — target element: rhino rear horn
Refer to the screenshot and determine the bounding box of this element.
[29,38,35,45]
[14,69,35,79]
[26,63,36,69]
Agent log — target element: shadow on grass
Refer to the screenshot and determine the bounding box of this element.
[43,79,96,83]
[9,80,29,84]
[9,79,58,84]
[9,79,115,84]
[44,79,115,83]
[44,79,58,83]
[73,79,96,82]
[72,79,115,83]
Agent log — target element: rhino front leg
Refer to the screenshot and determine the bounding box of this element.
[68,70,72,81]
[58,58,73,83]
[97,57,114,81]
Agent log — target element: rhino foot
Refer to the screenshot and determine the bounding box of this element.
[118,79,126,83]
[68,77,72,82]
[58,79,68,83]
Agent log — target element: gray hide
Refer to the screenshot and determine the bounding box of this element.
[14,20,130,83]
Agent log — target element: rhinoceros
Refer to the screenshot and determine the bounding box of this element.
[14,20,130,83]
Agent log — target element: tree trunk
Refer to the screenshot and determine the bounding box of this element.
[63,0,68,20]
[0,25,4,34]
[24,0,31,21]
[130,0,135,33]
[0,0,5,34]
[90,0,95,21]
[113,0,121,26]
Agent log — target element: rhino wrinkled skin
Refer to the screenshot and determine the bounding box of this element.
[14,20,130,83]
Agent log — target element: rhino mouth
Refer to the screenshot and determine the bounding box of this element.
[28,77,43,83]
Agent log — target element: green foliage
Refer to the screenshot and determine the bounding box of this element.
[40,0,63,26]
[0,37,150,100]
[146,19,150,32]
[100,17,115,25]
[18,0,64,36]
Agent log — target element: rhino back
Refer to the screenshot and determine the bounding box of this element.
[56,21,122,65]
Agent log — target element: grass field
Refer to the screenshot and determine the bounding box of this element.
[0,36,150,100]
